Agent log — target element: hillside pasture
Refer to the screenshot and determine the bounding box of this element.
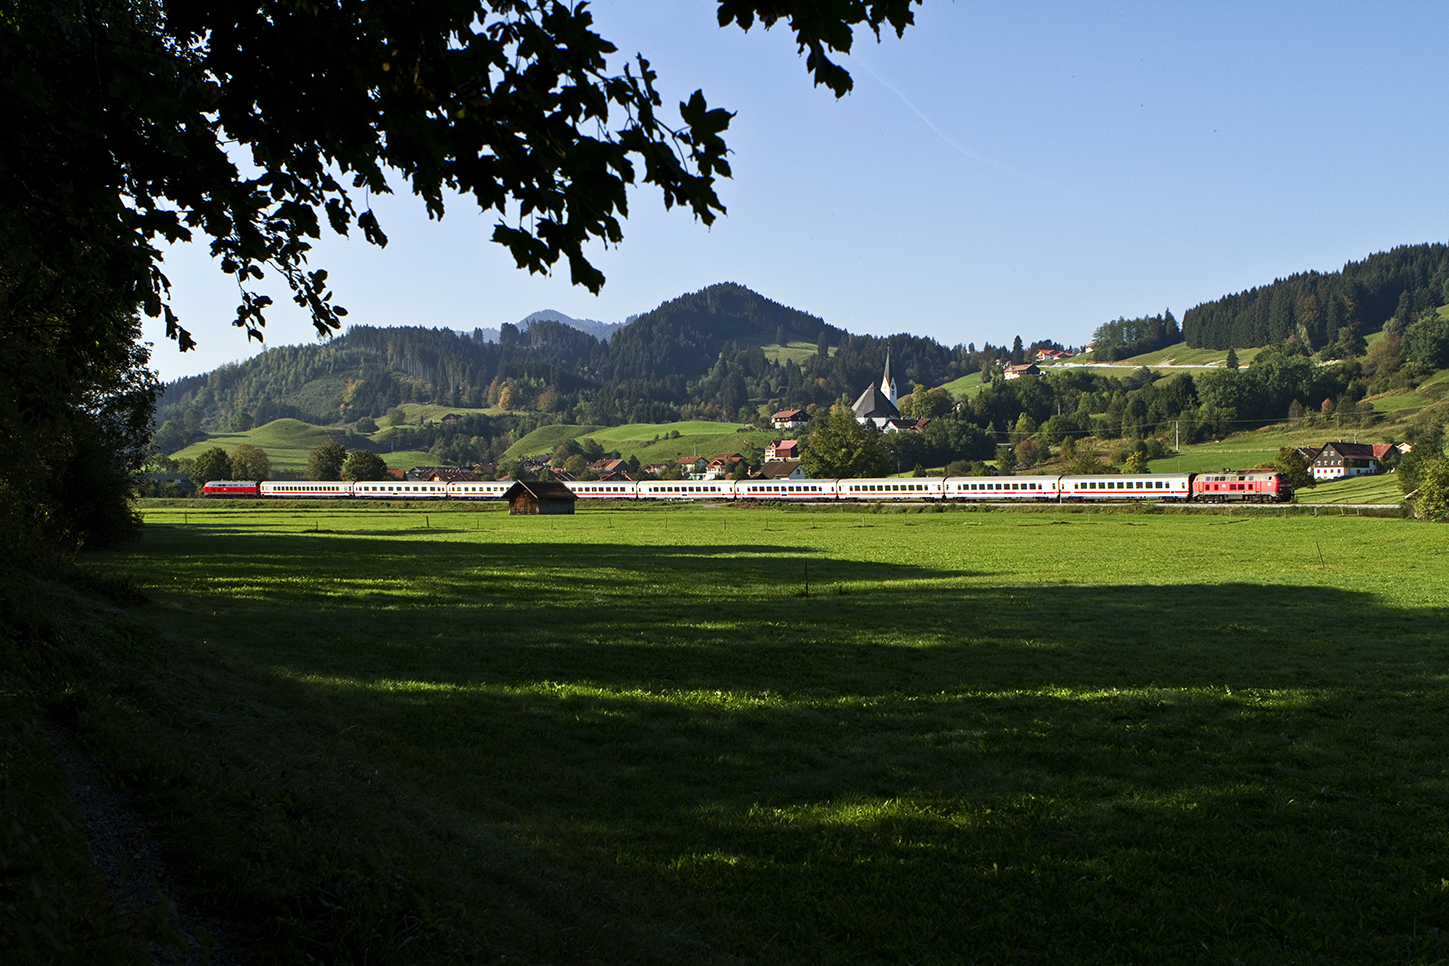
[78,505,1449,964]
[170,418,340,472]
[171,418,436,474]
[1146,447,1282,475]
[506,420,778,463]
[761,340,834,365]
[1307,472,1405,505]
[379,401,503,425]
[1063,342,1265,370]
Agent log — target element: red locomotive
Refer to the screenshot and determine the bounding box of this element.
[1190,469,1291,503]
[201,480,260,497]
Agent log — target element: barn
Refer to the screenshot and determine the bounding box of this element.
[503,481,578,515]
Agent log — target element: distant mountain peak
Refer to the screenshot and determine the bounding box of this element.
[469,309,625,343]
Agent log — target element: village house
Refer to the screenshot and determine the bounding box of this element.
[772,408,807,430]
[588,458,627,477]
[754,459,804,481]
[704,453,746,479]
[1004,363,1041,380]
[1309,441,1394,481]
[675,456,708,478]
[765,439,800,461]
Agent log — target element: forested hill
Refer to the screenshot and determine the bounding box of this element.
[1183,243,1449,350]
[153,283,981,437]
[601,283,840,382]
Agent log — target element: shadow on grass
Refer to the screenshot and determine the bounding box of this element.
[111,531,1449,965]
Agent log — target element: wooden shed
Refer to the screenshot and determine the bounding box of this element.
[503,480,578,515]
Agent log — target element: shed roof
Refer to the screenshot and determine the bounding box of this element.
[503,481,578,502]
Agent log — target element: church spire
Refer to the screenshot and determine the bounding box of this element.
[880,349,897,407]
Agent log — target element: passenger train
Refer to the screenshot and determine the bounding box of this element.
[203,469,1291,503]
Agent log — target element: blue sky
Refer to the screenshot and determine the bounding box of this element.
[144,1,1449,381]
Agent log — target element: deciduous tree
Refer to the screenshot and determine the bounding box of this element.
[1403,452,1449,522]
[1273,447,1313,492]
[230,444,272,481]
[191,447,234,486]
[342,450,390,482]
[308,442,347,481]
[801,398,890,479]
[3,0,923,553]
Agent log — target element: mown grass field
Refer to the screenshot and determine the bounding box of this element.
[761,340,835,365]
[69,502,1449,963]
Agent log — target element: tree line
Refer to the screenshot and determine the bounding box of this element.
[1181,243,1449,350]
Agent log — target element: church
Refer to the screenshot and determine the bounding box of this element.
[850,352,919,432]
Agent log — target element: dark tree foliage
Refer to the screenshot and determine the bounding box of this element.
[4,0,923,556]
[5,0,920,353]
[151,283,982,437]
[1273,446,1314,492]
[307,442,346,481]
[1182,244,1449,350]
[800,399,891,479]
[601,283,838,383]
[1403,310,1449,370]
[342,450,390,481]
[1092,310,1180,362]
[230,443,273,481]
[191,447,234,486]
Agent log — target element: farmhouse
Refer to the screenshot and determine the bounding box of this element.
[1004,363,1041,380]
[754,459,804,481]
[772,408,807,430]
[765,439,799,461]
[588,458,627,476]
[676,456,707,478]
[503,481,577,515]
[1309,441,1393,481]
[705,453,745,478]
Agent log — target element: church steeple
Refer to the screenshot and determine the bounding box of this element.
[880,350,897,407]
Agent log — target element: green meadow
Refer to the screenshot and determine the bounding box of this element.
[68,503,1449,963]
[170,417,439,473]
[505,420,775,463]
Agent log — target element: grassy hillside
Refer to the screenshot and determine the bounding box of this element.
[935,373,993,398]
[505,420,778,463]
[761,341,834,365]
[935,342,1260,395]
[1362,366,1449,415]
[170,418,437,474]
[1309,473,1405,504]
[380,402,504,425]
[1042,342,1265,372]
[171,418,336,470]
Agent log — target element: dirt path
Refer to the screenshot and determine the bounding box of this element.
[46,724,242,965]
